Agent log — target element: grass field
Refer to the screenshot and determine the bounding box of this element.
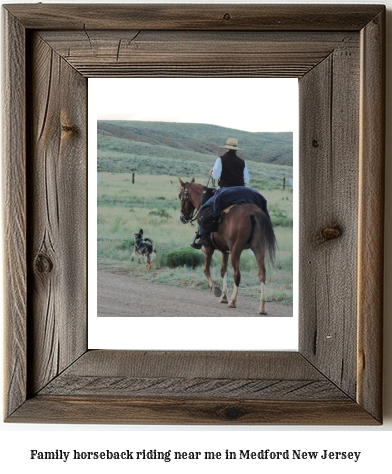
[97,120,294,166]
[97,172,294,305]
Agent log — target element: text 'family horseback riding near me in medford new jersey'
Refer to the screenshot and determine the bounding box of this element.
[29,449,362,463]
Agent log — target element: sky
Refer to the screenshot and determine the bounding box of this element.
[90,78,298,133]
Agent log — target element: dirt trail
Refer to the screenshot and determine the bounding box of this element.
[98,271,292,318]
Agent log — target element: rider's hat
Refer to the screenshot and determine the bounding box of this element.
[219,137,241,150]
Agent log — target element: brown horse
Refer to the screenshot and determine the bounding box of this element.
[178,178,276,314]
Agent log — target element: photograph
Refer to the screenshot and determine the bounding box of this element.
[93,78,297,320]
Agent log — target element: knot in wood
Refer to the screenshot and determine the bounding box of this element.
[61,124,77,133]
[312,139,319,148]
[223,12,231,21]
[34,252,54,275]
[314,225,342,245]
[223,405,244,420]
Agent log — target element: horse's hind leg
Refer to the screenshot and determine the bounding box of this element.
[227,247,242,308]
[219,252,229,304]
[253,250,267,315]
[258,282,266,315]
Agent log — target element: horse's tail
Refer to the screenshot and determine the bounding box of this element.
[249,211,277,264]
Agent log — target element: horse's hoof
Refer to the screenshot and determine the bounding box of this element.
[228,301,236,308]
[213,286,222,297]
[219,297,228,304]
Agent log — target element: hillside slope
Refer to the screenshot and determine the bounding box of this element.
[97,120,293,166]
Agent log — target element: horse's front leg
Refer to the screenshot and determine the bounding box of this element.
[203,246,218,293]
[219,252,229,304]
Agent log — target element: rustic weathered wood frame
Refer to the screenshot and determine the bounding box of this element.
[3,4,385,424]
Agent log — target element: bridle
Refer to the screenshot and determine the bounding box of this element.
[179,182,200,225]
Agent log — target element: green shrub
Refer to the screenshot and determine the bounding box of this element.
[269,206,293,227]
[165,247,204,269]
[154,248,168,268]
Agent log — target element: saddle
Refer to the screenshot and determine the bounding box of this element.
[213,186,269,219]
[197,187,269,233]
[197,204,236,233]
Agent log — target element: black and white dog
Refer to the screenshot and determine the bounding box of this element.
[131,229,156,270]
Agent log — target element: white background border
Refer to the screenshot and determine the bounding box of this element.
[1,2,391,473]
[88,78,299,351]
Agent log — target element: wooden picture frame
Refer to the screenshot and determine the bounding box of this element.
[3,4,385,424]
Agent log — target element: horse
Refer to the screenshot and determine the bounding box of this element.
[178,177,276,315]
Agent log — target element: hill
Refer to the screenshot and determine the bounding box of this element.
[97,120,293,166]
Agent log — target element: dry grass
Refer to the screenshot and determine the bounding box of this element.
[97,172,293,304]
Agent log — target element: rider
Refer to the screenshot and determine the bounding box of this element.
[190,137,250,249]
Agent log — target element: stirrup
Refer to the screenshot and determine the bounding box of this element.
[190,233,210,249]
[198,235,211,247]
[190,233,202,249]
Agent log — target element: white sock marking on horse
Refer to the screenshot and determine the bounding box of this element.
[228,285,239,308]
[259,282,266,314]
[222,273,227,296]
[220,273,228,303]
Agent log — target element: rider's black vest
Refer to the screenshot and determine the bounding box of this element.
[218,151,245,187]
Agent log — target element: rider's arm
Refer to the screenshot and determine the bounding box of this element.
[244,161,250,185]
[211,157,222,180]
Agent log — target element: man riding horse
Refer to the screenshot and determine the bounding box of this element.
[178,173,275,314]
[191,137,250,249]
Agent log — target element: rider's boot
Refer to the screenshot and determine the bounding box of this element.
[198,234,210,247]
[190,232,210,249]
[190,232,202,249]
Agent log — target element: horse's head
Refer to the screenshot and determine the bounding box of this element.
[178,177,198,224]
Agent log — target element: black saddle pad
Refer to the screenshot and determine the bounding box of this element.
[213,186,269,219]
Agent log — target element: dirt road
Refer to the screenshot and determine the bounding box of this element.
[98,271,292,318]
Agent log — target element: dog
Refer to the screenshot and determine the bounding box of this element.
[131,229,156,270]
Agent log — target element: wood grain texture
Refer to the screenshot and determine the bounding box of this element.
[2,3,385,425]
[27,33,87,395]
[9,396,378,425]
[2,9,27,419]
[59,350,328,379]
[38,30,358,78]
[4,4,384,31]
[357,9,385,422]
[39,377,346,400]
[37,351,347,400]
[298,43,360,399]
